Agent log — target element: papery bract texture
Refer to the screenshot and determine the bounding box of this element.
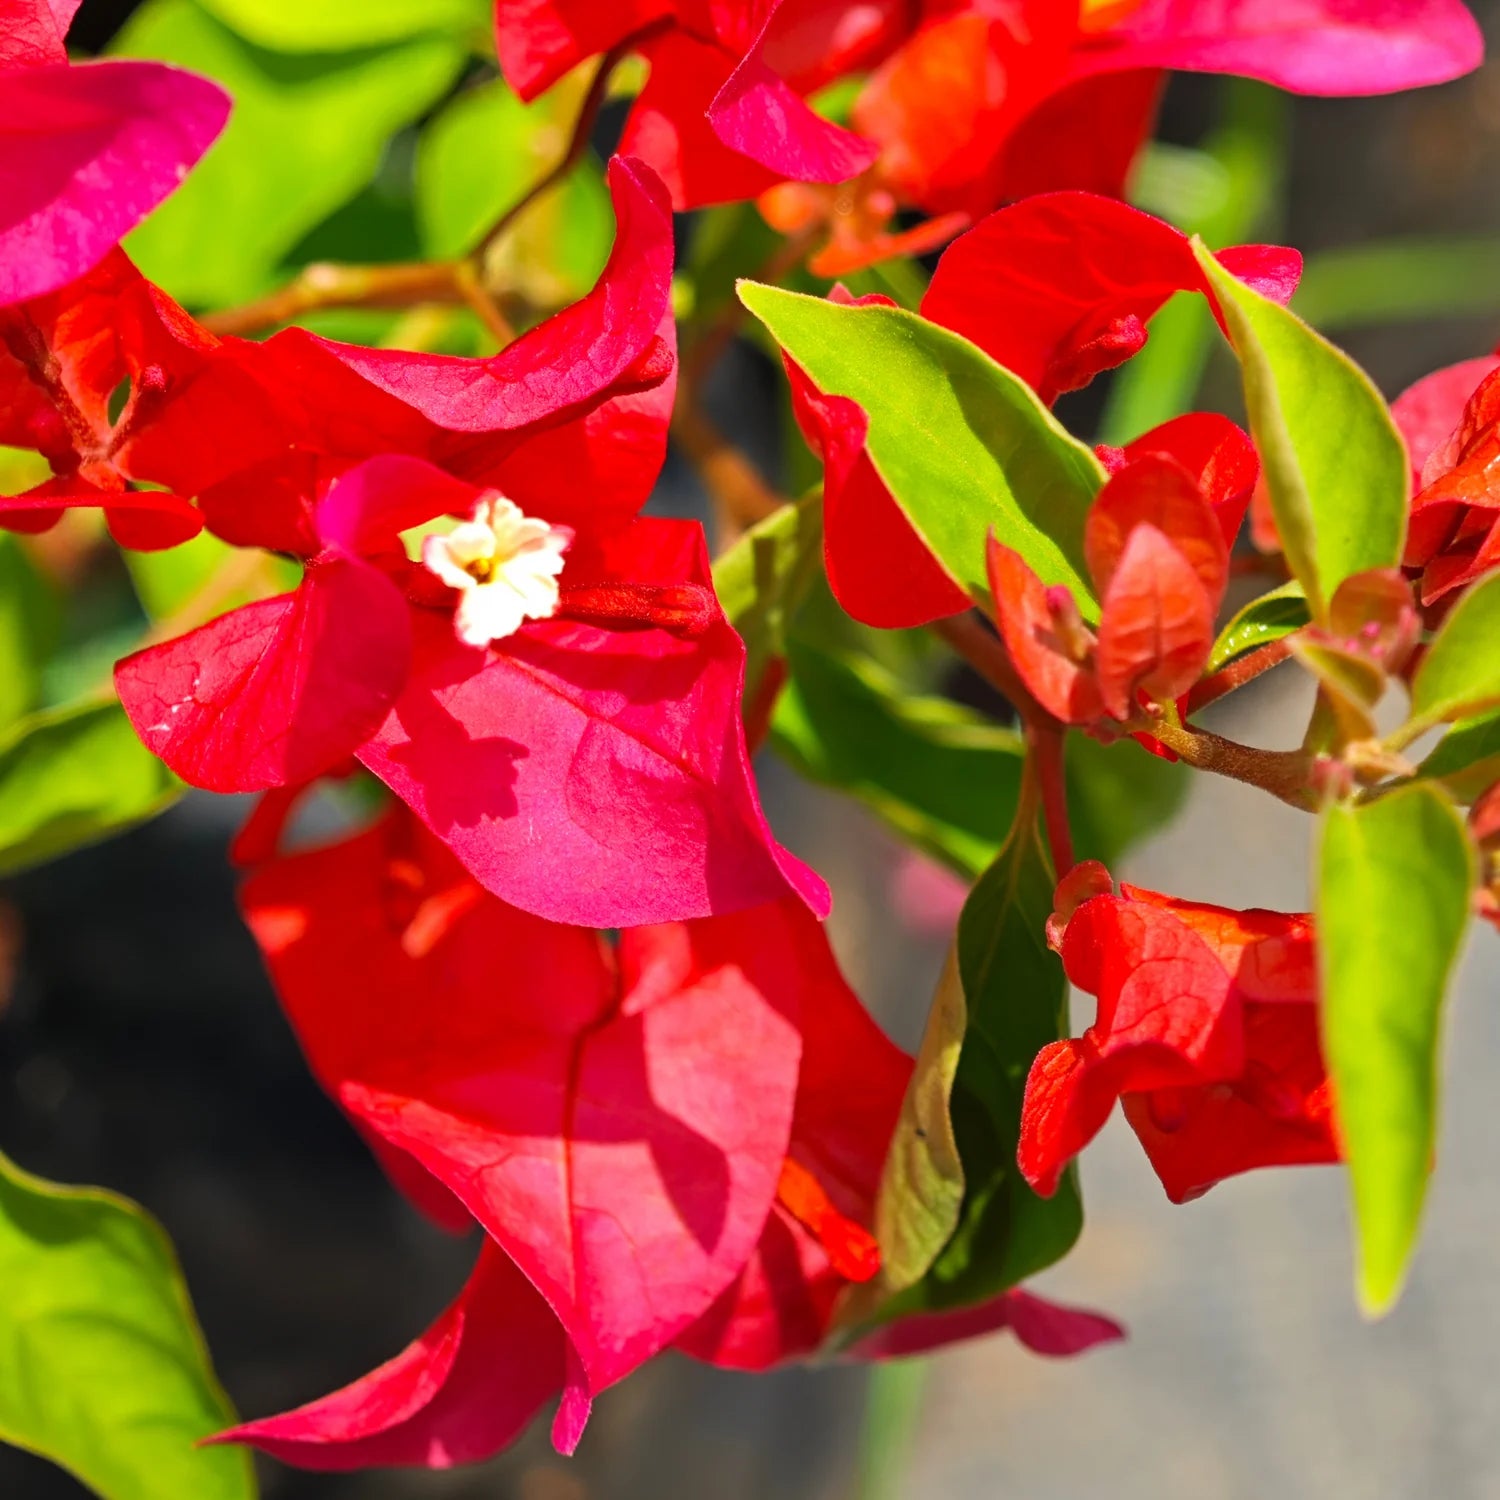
[1019,881,1339,1201]
[0,0,229,305]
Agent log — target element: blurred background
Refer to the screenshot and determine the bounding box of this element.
[4,0,1500,1495]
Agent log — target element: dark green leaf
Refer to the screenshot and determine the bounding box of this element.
[866,805,1082,1326]
[1206,580,1309,671]
[770,642,1024,878]
[1194,245,1407,621]
[738,282,1106,614]
[0,1149,253,1500]
[113,2,467,305]
[1316,783,1473,1314]
[0,700,181,876]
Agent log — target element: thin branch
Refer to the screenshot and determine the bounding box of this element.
[1141,716,1319,810]
[930,611,1060,731]
[471,40,635,271]
[671,400,785,535]
[201,261,469,338]
[1028,722,1075,876]
[1186,636,1294,714]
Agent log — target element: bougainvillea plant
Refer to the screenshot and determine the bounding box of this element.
[0,0,1496,1493]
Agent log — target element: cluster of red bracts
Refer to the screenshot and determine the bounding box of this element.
[1019,866,1338,1205]
[5,0,1498,1476]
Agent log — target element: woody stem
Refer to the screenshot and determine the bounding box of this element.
[1185,637,1294,714]
[1141,716,1319,810]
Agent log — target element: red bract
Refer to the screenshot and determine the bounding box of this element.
[1395,359,1500,606]
[0,0,229,306]
[852,0,1480,226]
[990,454,1229,726]
[791,196,1283,630]
[494,0,884,210]
[1019,873,1339,1203]
[492,0,1480,224]
[0,249,211,548]
[232,811,820,1455]
[678,911,1124,1370]
[112,160,820,927]
[224,811,1116,1470]
[923,193,1300,404]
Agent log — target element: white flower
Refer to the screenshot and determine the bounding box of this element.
[422,495,573,647]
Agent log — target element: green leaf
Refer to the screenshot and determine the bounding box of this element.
[1206,580,1309,671]
[0,1149,253,1500]
[1316,783,1473,1315]
[771,642,1185,879]
[1408,570,1500,734]
[113,1,467,305]
[738,282,1107,614]
[866,804,1082,1326]
[1420,706,1500,800]
[0,700,181,876]
[1193,244,1407,622]
[0,537,61,732]
[711,497,824,705]
[416,74,613,300]
[195,0,485,49]
[770,642,1025,878]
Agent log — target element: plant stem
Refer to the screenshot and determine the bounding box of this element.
[1029,722,1075,875]
[670,400,785,535]
[1186,636,1293,713]
[929,611,1058,731]
[201,261,474,338]
[471,40,636,270]
[1142,716,1319,809]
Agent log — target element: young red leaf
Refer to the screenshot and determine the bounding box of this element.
[1093,523,1217,721]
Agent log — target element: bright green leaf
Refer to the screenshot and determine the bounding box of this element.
[416,74,612,299]
[0,700,181,876]
[738,282,1107,614]
[195,0,485,49]
[114,1,467,305]
[0,1149,253,1500]
[1194,244,1407,621]
[711,497,824,706]
[1316,783,1473,1315]
[1206,579,1309,671]
[0,537,60,732]
[1408,569,1500,733]
[1420,706,1500,801]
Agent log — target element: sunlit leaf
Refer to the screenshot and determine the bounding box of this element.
[0,1149,252,1500]
[0,699,181,876]
[114,1,467,305]
[739,282,1106,614]
[1408,570,1500,734]
[1206,579,1308,671]
[1194,245,1407,621]
[1316,783,1473,1315]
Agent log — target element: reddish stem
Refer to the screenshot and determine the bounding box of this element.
[1186,637,1294,714]
[1029,723,1075,876]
